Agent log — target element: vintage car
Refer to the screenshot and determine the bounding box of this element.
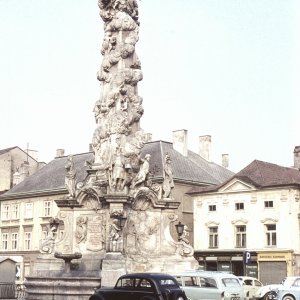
[272,277,300,300]
[238,276,263,300]
[254,277,297,300]
[172,271,246,300]
[89,272,188,300]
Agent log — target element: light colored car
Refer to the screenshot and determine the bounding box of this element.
[254,277,295,300]
[273,277,300,300]
[172,271,246,300]
[238,276,263,299]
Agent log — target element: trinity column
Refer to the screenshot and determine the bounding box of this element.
[26,2,197,297]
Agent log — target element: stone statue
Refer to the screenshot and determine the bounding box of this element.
[162,154,174,199]
[131,154,151,188]
[109,219,121,242]
[65,156,76,198]
[111,147,126,192]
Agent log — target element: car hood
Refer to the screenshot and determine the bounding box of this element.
[255,285,282,297]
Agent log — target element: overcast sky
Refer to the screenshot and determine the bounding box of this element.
[1,0,299,172]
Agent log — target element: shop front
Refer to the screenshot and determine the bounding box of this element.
[194,250,258,277]
[257,251,293,285]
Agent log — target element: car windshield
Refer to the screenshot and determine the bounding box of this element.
[283,278,300,287]
[222,278,241,287]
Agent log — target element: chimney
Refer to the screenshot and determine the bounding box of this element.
[144,133,152,142]
[56,149,65,157]
[294,146,300,169]
[13,171,21,186]
[222,154,229,168]
[199,135,211,161]
[19,161,30,182]
[172,129,188,156]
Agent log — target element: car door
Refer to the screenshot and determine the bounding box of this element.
[252,280,263,299]
[134,278,157,300]
[243,279,254,298]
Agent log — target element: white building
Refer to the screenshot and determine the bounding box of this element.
[190,147,300,284]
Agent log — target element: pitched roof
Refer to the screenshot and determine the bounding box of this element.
[0,146,18,156]
[143,141,233,184]
[1,141,233,198]
[0,146,40,162]
[235,160,300,187]
[188,159,300,194]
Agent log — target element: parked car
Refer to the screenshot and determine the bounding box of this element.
[89,272,188,300]
[238,276,263,299]
[272,277,300,300]
[172,271,246,300]
[254,277,295,300]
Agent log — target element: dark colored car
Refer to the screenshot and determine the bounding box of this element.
[89,272,188,300]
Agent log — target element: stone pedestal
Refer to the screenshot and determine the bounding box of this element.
[25,276,101,300]
[100,252,126,287]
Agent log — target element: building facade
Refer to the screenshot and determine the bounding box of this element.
[191,158,300,284]
[0,146,45,194]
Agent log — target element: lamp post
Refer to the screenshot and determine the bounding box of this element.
[175,221,185,241]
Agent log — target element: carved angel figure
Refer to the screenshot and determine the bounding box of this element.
[109,219,121,241]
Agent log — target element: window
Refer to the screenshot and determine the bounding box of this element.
[209,227,218,248]
[264,201,273,208]
[1,233,8,250]
[138,279,152,289]
[11,233,18,250]
[222,278,241,287]
[24,232,32,250]
[266,224,276,246]
[200,277,217,288]
[11,204,19,219]
[236,225,246,248]
[235,202,244,210]
[255,280,263,287]
[25,203,33,219]
[44,201,51,217]
[244,279,252,286]
[208,205,216,212]
[2,204,10,220]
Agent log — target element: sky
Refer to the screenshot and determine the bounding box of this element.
[0,0,299,172]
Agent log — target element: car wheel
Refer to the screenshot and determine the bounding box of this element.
[263,292,276,300]
[171,291,186,300]
[282,295,295,300]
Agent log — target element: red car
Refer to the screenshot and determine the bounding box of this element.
[89,272,188,300]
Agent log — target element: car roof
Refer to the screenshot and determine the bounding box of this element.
[171,271,238,278]
[119,273,176,280]
[238,276,259,280]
